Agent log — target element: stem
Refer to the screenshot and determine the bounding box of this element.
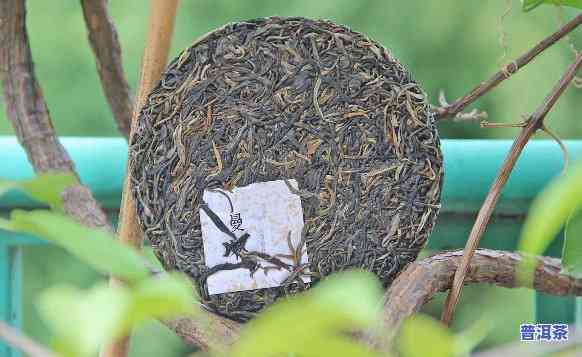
[80,0,134,139]
[101,1,179,356]
[441,53,582,325]
[436,13,582,120]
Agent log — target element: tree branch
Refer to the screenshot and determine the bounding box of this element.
[0,0,110,230]
[367,249,582,350]
[435,13,582,120]
[80,0,134,139]
[0,1,236,354]
[441,53,582,325]
[102,1,180,356]
[165,312,242,352]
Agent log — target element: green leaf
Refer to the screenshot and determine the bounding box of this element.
[398,314,455,357]
[521,0,582,11]
[454,316,492,356]
[518,160,582,265]
[562,208,582,277]
[122,273,196,328]
[1,210,149,283]
[0,173,77,209]
[37,283,130,357]
[230,270,384,357]
[37,275,196,357]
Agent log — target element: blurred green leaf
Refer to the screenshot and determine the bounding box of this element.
[123,273,196,328]
[38,275,196,357]
[0,173,77,209]
[398,314,455,357]
[454,316,492,356]
[1,209,149,283]
[229,270,384,357]
[521,0,582,11]
[37,283,130,357]
[518,160,582,263]
[562,208,582,277]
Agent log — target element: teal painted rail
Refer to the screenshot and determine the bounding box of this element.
[0,137,581,355]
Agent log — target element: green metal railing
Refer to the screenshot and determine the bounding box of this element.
[0,137,581,356]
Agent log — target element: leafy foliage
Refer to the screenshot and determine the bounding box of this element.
[0,210,150,283]
[0,173,77,210]
[228,270,384,357]
[38,274,195,357]
[398,315,455,357]
[0,174,199,356]
[518,160,582,278]
[398,314,490,357]
[521,0,582,11]
[562,209,582,277]
[518,160,582,254]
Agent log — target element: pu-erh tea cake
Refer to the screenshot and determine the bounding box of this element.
[129,16,443,322]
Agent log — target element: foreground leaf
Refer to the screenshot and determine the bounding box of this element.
[521,0,582,11]
[0,210,149,283]
[518,160,582,263]
[38,275,196,357]
[0,173,77,209]
[123,272,196,328]
[37,283,130,357]
[229,270,384,357]
[398,314,455,357]
[562,208,582,277]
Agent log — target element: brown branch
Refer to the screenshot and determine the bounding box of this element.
[0,321,56,357]
[165,311,242,352]
[80,0,134,139]
[1,1,234,354]
[436,13,582,120]
[0,0,110,230]
[368,249,582,351]
[441,54,582,326]
[101,1,180,356]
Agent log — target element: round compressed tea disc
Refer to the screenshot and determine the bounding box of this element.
[130,16,443,322]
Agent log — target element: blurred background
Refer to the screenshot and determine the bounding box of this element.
[1,0,581,355]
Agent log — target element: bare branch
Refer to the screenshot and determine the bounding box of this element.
[165,311,242,352]
[441,53,582,325]
[1,2,239,352]
[367,249,582,350]
[0,321,56,357]
[80,0,134,139]
[436,13,582,120]
[102,1,180,356]
[0,0,110,230]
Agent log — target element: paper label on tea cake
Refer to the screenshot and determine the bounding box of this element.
[200,179,309,295]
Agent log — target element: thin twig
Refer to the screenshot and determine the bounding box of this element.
[0,0,110,230]
[367,249,582,351]
[441,53,582,326]
[80,0,134,139]
[101,1,179,356]
[0,321,56,357]
[436,13,582,120]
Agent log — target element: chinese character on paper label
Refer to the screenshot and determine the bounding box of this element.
[229,212,243,232]
[200,179,309,295]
